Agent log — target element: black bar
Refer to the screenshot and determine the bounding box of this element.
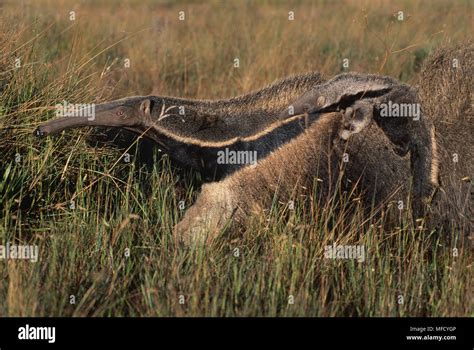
[0,317,471,349]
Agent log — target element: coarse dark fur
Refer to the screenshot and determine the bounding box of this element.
[417,42,473,237]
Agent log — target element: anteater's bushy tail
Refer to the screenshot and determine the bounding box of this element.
[418,42,473,238]
[418,41,473,126]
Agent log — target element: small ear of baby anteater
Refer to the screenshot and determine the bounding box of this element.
[339,100,374,141]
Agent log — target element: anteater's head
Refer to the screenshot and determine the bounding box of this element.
[34,96,154,137]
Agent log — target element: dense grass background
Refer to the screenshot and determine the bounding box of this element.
[0,0,472,316]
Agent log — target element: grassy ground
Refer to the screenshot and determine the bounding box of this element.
[0,0,472,316]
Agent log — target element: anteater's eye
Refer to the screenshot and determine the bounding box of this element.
[117,110,124,117]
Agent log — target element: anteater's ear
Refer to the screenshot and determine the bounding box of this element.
[140,99,153,115]
[338,100,374,140]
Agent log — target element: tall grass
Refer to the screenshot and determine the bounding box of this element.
[0,0,472,316]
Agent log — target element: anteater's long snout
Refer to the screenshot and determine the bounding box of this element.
[33,101,134,137]
[34,116,95,137]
